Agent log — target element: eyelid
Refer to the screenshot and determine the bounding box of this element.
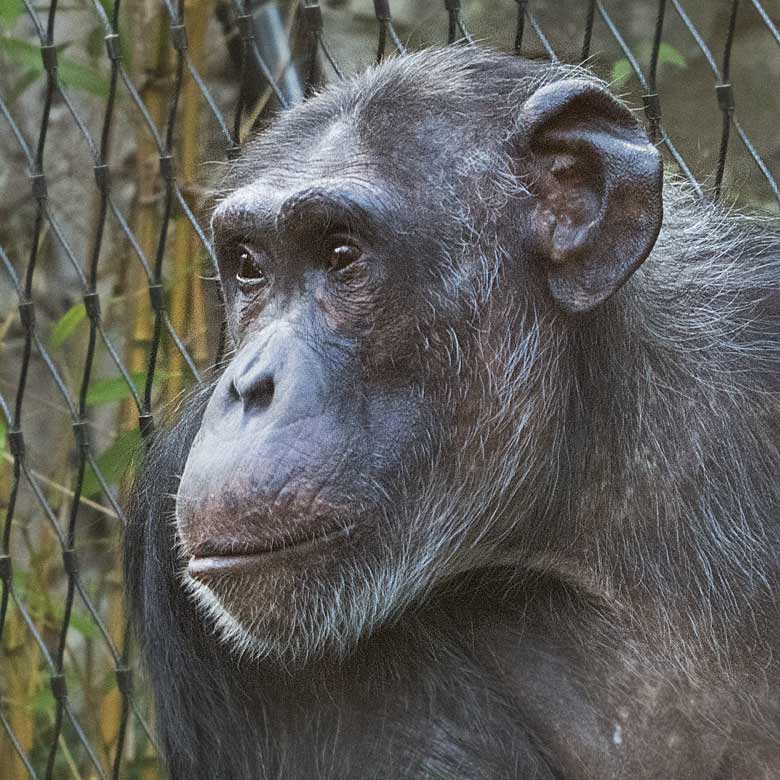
[234,243,269,265]
[323,228,359,245]
[284,206,371,246]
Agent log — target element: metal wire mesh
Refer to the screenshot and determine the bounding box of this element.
[0,1,778,777]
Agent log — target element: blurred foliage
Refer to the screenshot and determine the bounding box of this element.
[610,42,687,85]
[0,37,110,97]
[0,0,110,103]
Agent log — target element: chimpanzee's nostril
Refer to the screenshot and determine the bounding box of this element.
[255,376,275,408]
[233,371,275,411]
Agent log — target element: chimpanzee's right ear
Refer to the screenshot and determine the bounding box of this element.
[517,78,663,314]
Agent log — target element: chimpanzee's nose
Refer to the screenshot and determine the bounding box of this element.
[225,326,330,423]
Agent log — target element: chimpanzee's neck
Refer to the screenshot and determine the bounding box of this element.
[167,571,611,780]
[158,561,779,780]
[558,285,780,664]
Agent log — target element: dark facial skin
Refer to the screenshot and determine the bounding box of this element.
[126,48,780,779]
[177,124,447,658]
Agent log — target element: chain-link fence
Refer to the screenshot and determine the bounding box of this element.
[1,1,778,777]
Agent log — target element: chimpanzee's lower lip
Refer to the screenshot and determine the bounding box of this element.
[187,525,354,578]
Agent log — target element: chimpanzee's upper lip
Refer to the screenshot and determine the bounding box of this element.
[187,525,354,578]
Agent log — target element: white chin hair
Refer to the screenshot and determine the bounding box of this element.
[181,556,425,665]
[183,576,273,662]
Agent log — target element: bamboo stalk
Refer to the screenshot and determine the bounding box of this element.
[97,568,124,764]
[103,3,172,770]
[0,525,55,780]
[1,610,41,780]
[121,1,171,433]
[167,0,214,399]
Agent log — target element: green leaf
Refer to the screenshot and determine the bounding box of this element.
[12,566,29,594]
[81,428,142,498]
[0,37,109,96]
[86,372,142,407]
[43,597,101,639]
[31,685,53,716]
[67,610,100,640]
[0,36,41,69]
[0,0,25,27]
[86,370,167,406]
[50,302,86,348]
[610,58,633,86]
[58,51,110,96]
[657,42,686,69]
[610,42,686,88]
[86,25,104,61]
[610,43,686,87]
[0,417,6,451]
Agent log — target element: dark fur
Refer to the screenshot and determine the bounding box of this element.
[126,48,780,779]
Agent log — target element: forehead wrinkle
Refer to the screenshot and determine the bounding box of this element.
[213,165,402,245]
[211,185,278,241]
[274,177,401,237]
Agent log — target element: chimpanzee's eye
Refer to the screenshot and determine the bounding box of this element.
[236,246,267,289]
[325,236,363,271]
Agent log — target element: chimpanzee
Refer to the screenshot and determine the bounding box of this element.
[125,46,780,779]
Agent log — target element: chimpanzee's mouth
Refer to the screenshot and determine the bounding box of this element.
[187,524,354,579]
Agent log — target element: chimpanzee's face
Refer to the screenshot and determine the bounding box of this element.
[175,104,503,661]
[173,51,662,662]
